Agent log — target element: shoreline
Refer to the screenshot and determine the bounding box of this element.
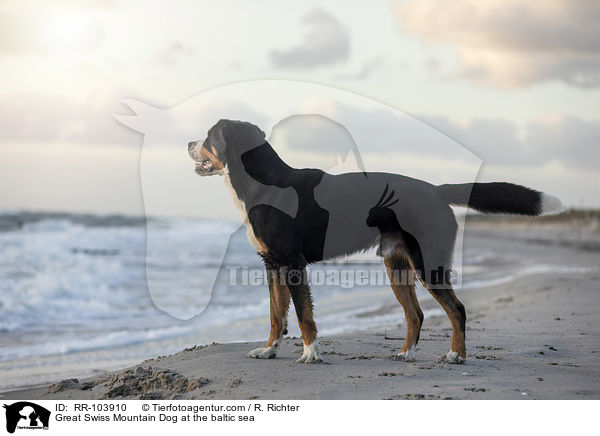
[3,270,599,400]
[2,221,599,400]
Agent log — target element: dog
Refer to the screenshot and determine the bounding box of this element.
[188,119,564,363]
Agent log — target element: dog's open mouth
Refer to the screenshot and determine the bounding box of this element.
[194,159,216,176]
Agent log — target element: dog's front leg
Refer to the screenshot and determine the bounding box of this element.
[247,269,290,359]
[285,267,322,363]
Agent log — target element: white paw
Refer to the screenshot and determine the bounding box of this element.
[247,341,279,359]
[445,350,465,364]
[396,347,416,362]
[296,341,322,363]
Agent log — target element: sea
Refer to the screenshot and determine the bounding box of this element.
[0,210,587,391]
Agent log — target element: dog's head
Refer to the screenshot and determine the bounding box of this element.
[188,119,266,176]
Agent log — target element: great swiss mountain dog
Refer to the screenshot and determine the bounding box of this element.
[188,119,564,363]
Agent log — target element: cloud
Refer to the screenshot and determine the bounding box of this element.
[394,0,600,87]
[269,9,349,69]
[526,116,600,170]
[154,41,195,66]
[275,101,600,170]
[2,89,596,173]
[425,115,600,169]
[265,102,524,163]
[422,116,536,164]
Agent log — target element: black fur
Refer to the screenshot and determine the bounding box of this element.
[191,119,562,362]
[366,187,425,276]
[240,142,330,264]
[436,182,542,215]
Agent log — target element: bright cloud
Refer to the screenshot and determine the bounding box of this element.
[394,0,600,87]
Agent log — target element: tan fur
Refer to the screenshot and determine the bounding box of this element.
[266,272,290,347]
[200,145,225,170]
[384,255,423,353]
[385,251,466,360]
[423,284,466,358]
[254,237,269,255]
[297,293,318,346]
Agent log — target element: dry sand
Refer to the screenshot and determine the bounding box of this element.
[3,215,599,400]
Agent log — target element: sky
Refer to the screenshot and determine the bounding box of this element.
[0,0,598,217]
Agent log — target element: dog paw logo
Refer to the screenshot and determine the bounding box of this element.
[3,402,50,434]
[286,269,304,286]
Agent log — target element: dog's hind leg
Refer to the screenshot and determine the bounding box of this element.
[384,254,424,361]
[418,245,466,362]
[285,266,322,363]
[419,253,467,363]
[413,213,466,363]
[247,268,290,359]
[425,285,466,363]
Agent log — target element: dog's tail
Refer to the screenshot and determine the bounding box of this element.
[435,182,565,216]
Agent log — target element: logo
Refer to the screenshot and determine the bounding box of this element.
[3,402,50,434]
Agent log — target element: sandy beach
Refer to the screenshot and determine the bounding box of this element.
[3,214,599,400]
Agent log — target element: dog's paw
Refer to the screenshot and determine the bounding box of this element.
[395,348,416,362]
[296,341,323,364]
[444,350,466,364]
[247,345,278,359]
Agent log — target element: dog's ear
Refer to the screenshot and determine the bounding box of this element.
[205,124,227,161]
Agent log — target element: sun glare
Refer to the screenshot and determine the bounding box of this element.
[42,9,98,51]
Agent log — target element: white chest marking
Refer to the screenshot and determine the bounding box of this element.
[224,168,263,252]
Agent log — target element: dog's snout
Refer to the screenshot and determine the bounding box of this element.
[188,141,196,150]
